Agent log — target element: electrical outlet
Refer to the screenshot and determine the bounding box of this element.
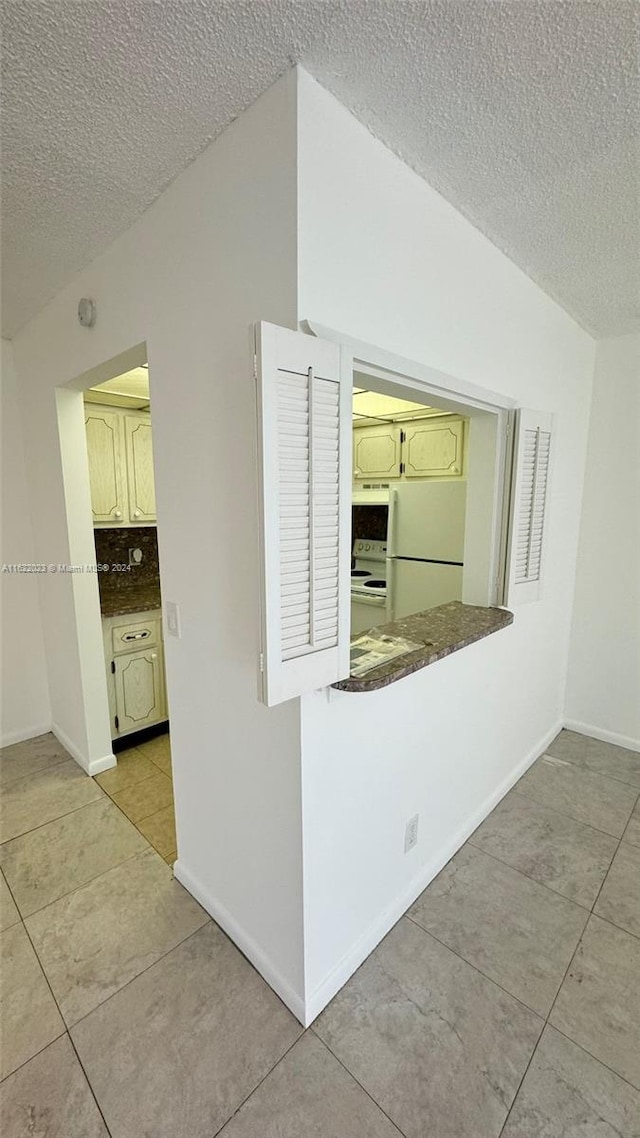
[404,814,419,853]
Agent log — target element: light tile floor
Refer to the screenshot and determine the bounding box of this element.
[0,728,638,1137]
[96,734,177,863]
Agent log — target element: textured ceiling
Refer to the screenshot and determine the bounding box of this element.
[1,0,638,338]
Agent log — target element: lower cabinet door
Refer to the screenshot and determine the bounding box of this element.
[114,649,165,734]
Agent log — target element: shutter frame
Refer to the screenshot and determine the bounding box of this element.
[256,322,352,705]
[506,408,553,604]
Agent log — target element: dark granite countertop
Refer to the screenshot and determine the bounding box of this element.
[333,601,513,693]
[99,589,162,619]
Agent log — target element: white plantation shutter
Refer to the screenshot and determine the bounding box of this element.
[506,409,553,604]
[256,323,352,705]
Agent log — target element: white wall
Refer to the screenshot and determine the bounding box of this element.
[0,339,51,745]
[296,71,597,1013]
[565,333,640,749]
[10,74,307,1013]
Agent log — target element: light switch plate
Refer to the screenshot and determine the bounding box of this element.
[166,601,181,638]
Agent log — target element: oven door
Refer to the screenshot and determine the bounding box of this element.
[350,590,387,636]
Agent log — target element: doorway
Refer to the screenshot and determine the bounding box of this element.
[57,349,177,863]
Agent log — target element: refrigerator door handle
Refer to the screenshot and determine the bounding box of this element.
[387,488,399,557]
[385,556,396,622]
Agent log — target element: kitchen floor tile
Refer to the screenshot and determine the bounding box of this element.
[137,734,172,776]
[550,914,640,1088]
[219,1031,403,1138]
[0,1034,109,1137]
[315,917,542,1138]
[0,869,19,931]
[0,798,147,917]
[0,758,104,844]
[409,844,588,1015]
[25,847,208,1025]
[163,849,177,865]
[501,1024,640,1138]
[135,804,176,857]
[546,730,640,788]
[0,732,70,789]
[95,747,157,796]
[71,922,302,1138]
[623,797,640,847]
[469,790,617,907]
[0,921,64,1080]
[517,753,639,837]
[110,769,173,823]
[594,840,640,937]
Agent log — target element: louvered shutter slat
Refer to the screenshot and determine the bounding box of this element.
[507,409,553,604]
[256,323,351,705]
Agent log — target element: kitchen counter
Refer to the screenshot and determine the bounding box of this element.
[99,588,162,618]
[333,601,513,693]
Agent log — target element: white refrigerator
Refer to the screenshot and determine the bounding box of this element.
[386,481,466,621]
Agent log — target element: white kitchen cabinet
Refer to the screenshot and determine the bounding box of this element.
[102,609,167,739]
[85,409,127,524]
[353,415,466,484]
[85,403,156,526]
[114,649,165,734]
[353,424,402,480]
[125,415,157,522]
[402,417,465,478]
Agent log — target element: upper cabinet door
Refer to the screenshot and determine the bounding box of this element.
[125,415,157,522]
[353,424,402,480]
[403,417,465,478]
[256,322,353,706]
[85,409,126,523]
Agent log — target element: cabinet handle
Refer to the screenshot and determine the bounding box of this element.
[134,509,141,518]
[150,653,157,660]
[114,510,122,519]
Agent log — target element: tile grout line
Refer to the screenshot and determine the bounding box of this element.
[534,801,637,1095]
[496,824,625,1135]
[0,788,107,847]
[67,914,211,1034]
[23,846,199,969]
[548,1022,640,1095]
[2,874,114,1136]
[15,846,153,924]
[509,782,639,842]
[403,912,576,1021]
[465,838,602,914]
[544,747,640,791]
[0,751,72,792]
[497,1024,545,1137]
[465,760,640,914]
[211,1033,305,1136]
[309,1029,408,1138]
[66,1031,114,1138]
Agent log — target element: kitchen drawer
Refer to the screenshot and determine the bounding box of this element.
[111,615,160,655]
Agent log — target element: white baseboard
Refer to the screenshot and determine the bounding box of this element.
[173,859,306,1025]
[0,721,52,748]
[563,719,640,754]
[51,722,116,777]
[303,718,564,1025]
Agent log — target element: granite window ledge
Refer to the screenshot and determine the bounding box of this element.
[333,601,514,693]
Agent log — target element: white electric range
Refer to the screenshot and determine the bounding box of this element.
[350,538,388,634]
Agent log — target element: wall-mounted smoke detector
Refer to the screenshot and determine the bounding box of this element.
[78,297,96,328]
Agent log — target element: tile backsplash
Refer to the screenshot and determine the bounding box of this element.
[94,527,160,608]
[351,504,389,544]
